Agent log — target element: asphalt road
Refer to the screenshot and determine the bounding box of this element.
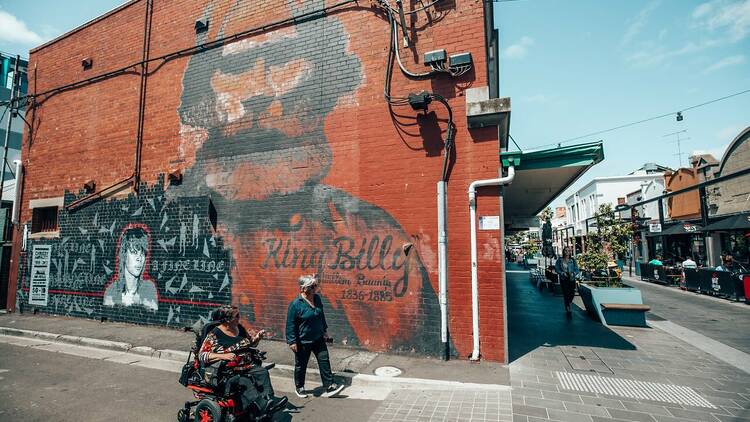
[623,276,750,353]
[0,343,380,422]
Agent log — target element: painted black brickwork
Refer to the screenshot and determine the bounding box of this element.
[17,177,232,328]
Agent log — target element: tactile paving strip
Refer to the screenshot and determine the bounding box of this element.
[556,371,716,409]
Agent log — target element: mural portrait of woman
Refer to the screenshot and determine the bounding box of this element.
[103,226,158,311]
[172,0,442,354]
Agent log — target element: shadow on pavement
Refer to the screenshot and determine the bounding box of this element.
[507,262,636,363]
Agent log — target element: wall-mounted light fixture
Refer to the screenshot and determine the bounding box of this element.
[83,180,96,193]
[195,18,209,33]
[81,58,93,70]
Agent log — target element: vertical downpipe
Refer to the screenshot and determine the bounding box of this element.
[134,0,153,191]
[437,181,449,360]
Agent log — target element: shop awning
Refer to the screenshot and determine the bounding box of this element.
[658,222,703,236]
[702,213,750,231]
[501,141,604,227]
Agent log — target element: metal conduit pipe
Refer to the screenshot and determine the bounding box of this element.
[468,166,515,361]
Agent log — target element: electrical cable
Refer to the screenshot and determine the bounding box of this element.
[392,18,434,78]
[383,6,410,105]
[18,0,361,106]
[402,0,442,15]
[431,93,455,182]
[529,88,750,150]
[509,134,522,152]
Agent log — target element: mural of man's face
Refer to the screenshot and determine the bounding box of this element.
[178,2,361,202]
[125,248,146,279]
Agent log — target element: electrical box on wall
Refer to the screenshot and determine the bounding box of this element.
[423,49,447,66]
[449,52,472,67]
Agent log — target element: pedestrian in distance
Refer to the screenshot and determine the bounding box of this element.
[716,253,747,274]
[681,255,697,270]
[285,275,344,399]
[555,247,580,317]
[648,255,663,266]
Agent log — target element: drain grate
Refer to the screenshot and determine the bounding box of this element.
[560,346,613,374]
[556,371,716,409]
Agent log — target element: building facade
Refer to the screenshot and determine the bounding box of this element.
[10,0,513,361]
[704,127,750,266]
[565,172,667,236]
[0,53,28,309]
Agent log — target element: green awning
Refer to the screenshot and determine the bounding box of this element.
[501,141,604,225]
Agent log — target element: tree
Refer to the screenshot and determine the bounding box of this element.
[578,203,632,286]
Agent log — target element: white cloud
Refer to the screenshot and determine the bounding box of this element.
[521,94,551,104]
[717,124,745,142]
[0,10,43,45]
[622,1,661,45]
[626,39,720,67]
[692,0,750,41]
[693,125,745,160]
[503,36,534,60]
[704,54,745,72]
[692,144,728,161]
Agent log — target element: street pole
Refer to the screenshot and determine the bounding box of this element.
[699,186,709,266]
[658,197,665,260]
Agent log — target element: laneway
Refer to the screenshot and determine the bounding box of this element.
[506,262,635,362]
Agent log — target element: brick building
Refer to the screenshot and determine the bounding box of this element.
[9,0,523,362]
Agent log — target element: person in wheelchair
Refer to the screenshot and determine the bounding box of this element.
[179,305,287,421]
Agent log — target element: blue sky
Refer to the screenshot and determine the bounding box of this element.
[1,0,749,209]
[495,0,750,207]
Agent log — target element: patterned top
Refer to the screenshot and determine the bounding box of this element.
[198,325,258,366]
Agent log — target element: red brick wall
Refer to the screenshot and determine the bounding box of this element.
[15,0,504,361]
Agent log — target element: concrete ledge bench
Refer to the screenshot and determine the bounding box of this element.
[600,303,650,327]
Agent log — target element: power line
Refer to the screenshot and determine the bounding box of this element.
[529,88,750,149]
[0,50,29,61]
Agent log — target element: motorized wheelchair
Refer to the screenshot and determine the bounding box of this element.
[177,318,288,422]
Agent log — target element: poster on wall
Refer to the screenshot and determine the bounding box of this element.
[29,244,52,306]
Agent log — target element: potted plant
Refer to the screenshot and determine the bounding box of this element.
[577,204,649,327]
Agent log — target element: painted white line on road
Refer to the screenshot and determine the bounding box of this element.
[0,334,388,400]
[649,320,750,374]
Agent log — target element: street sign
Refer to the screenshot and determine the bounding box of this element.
[649,223,662,233]
[479,216,500,230]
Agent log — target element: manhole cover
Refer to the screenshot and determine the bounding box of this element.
[374,366,402,377]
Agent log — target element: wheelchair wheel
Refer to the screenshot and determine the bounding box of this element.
[194,399,223,422]
[177,408,190,422]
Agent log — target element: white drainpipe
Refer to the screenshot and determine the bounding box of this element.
[469,166,515,361]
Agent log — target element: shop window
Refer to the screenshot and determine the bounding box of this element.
[31,206,58,233]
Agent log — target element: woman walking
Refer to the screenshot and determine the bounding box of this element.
[285,275,344,398]
[555,247,580,316]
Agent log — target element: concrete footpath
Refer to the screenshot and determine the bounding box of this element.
[507,263,750,422]
[2,264,750,421]
[0,311,511,395]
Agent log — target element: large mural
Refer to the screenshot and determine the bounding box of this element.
[18,179,233,327]
[171,0,442,354]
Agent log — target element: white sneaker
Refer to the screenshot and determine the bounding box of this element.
[322,383,344,397]
[294,387,308,398]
